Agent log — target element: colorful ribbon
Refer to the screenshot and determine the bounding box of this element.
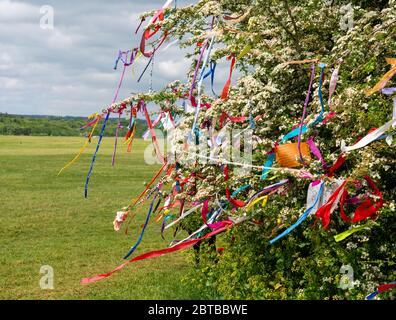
[312,63,326,126]
[201,200,233,230]
[164,204,201,230]
[111,106,126,166]
[341,118,396,152]
[81,224,232,284]
[84,54,129,197]
[307,137,328,169]
[270,181,324,244]
[142,102,166,164]
[340,176,383,223]
[315,180,347,229]
[191,34,216,136]
[203,60,218,97]
[333,222,376,242]
[221,54,236,100]
[328,65,340,108]
[365,58,396,96]
[124,190,160,259]
[261,153,276,180]
[366,281,396,300]
[58,113,101,176]
[139,8,169,58]
[84,112,111,198]
[297,64,316,163]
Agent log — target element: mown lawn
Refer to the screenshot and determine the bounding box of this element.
[0,136,195,300]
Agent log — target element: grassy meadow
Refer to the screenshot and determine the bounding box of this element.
[0,136,196,300]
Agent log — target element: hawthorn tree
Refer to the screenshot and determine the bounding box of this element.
[102,0,396,299]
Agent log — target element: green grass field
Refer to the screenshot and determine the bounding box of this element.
[0,136,196,300]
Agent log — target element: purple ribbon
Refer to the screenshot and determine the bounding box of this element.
[298,64,316,164]
[188,39,209,102]
[381,87,396,95]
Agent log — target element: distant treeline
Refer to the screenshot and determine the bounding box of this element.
[0,113,148,137]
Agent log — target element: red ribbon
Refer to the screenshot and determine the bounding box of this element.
[327,153,347,177]
[226,188,247,208]
[340,176,383,223]
[378,283,396,294]
[220,112,228,128]
[142,102,166,164]
[322,111,337,124]
[139,10,168,58]
[223,164,230,181]
[315,180,347,229]
[81,224,232,284]
[223,165,248,208]
[81,116,101,130]
[221,54,236,100]
[219,111,248,128]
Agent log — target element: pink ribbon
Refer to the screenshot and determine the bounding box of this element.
[202,200,232,230]
[307,137,328,169]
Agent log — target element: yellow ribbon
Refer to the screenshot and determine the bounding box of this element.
[365,58,396,97]
[58,113,101,176]
[247,195,269,211]
[124,124,136,146]
[261,195,268,207]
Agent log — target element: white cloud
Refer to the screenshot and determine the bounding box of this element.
[0,0,38,22]
[157,58,191,78]
[0,76,24,89]
[45,28,74,49]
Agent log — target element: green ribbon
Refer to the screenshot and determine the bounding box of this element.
[334,222,378,242]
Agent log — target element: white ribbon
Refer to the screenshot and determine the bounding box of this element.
[328,66,339,107]
[165,204,201,230]
[306,179,345,215]
[341,118,396,153]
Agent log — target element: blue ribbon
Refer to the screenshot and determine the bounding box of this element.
[366,291,379,300]
[281,125,309,144]
[84,112,110,198]
[232,184,251,198]
[261,123,307,180]
[269,181,324,245]
[194,127,200,145]
[124,192,160,259]
[376,132,395,141]
[203,61,218,97]
[312,63,326,126]
[137,55,155,83]
[175,162,181,192]
[366,281,396,300]
[261,153,276,180]
[249,114,255,129]
[114,50,122,70]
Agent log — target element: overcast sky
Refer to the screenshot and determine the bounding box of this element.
[0,0,230,117]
